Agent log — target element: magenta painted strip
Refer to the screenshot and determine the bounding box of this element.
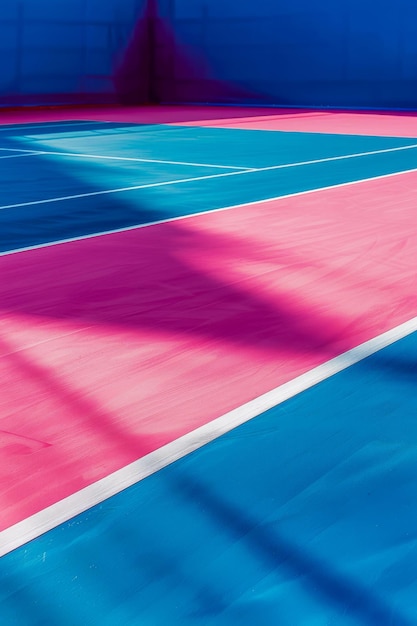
[2,105,417,137]
[1,171,417,530]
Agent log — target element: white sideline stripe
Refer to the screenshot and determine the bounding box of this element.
[2,161,417,258]
[0,146,250,170]
[1,315,417,557]
[0,171,248,211]
[1,141,417,213]
[8,141,417,168]
[0,152,42,160]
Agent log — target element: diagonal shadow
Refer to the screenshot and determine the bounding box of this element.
[0,204,351,358]
[0,122,359,358]
[168,468,414,626]
[113,0,259,106]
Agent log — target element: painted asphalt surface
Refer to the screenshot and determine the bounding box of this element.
[2,123,417,252]
[1,114,417,624]
[1,334,417,625]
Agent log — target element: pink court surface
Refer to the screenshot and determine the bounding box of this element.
[1,104,417,546]
[3,104,417,136]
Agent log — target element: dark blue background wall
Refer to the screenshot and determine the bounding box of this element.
[0,0,147,106]
[155,0,417,109]
[2,0,417,109]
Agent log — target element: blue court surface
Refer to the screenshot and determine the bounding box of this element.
[1,119,417,626]
[1,334,417,625]
[2,121,417,252]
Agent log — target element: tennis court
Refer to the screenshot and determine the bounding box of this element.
[0,105,417,624]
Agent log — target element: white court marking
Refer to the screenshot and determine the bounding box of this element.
[29,141,417,169]
[2,136,417,554]
[1,316,417,557]
[0,146,250,170]
[0,152,43,160]
[0,148,42,153]
[1,142,417,213]
[2,163,417,257]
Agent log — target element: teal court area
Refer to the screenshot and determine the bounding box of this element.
[2,121,417,253]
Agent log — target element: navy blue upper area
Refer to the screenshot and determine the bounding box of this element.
[2,0,417,109]
[157,0,417,109]
[1,122,417,253]
[0,0,147,106]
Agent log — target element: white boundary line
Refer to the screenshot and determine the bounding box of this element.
[2,161,417,258]
[0,148,40,153]
[0,146,250,170]
[1,142,417,213]
[1,142,417,553]
[0,152,43,160]
[1,315,416,557]
[0,170,247,211]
